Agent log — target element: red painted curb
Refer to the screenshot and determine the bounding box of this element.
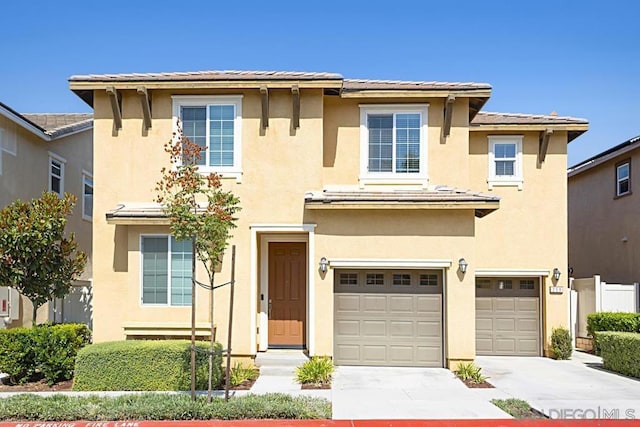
[0,420,638,427]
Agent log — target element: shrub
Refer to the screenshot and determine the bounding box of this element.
[0,393,331,421]
[0,323,90,385]
[551,326,572,360]
[597,331,640,378]
[229,362,259,387]
[491,398,543,419]
[0,327,36,384]
[454,361,487,384]
[294,356,334,386]
[587,312,640,353]
[73,340,222,391]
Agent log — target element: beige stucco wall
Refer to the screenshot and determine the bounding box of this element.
[90,85,573,362]
[569,149,640,283]
[469,130,570,355]
[0,115,93,328]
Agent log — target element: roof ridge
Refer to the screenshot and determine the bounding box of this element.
[70,70,344,80]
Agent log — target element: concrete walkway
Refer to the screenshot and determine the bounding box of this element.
[476,351,640,419]
[331,366,511,420]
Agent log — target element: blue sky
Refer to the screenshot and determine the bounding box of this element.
[1,0,638,165]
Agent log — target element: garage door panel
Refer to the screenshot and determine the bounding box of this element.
[389,296,414,312]
[335,295,360,312]
[362,345,387,362]
[362,295,387,312]
[494,318,516,332]
[494,298,516,312]
[334,269,443,367]
[390,320,413,337]
[362,320,386,337]
[335,319,359,336]
[475,278,540,356]
[417,295,441,313]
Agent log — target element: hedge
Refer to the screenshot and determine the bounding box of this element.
[587,312,640,353]
[73,340,222,391]
[0,323,91,385]
[0,393,331,421]
[596,331,640,378]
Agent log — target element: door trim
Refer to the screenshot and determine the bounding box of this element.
[250,224,316,355]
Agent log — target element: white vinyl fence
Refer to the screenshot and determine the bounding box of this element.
[569,275,639,340]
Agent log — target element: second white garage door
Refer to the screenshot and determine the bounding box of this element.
[334,270,443,367]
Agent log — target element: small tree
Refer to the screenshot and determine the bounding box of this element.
[155,125,240,400]
[0,192,87,325]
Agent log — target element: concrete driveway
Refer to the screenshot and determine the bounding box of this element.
[476,352,640,420]
[331,366,510,419]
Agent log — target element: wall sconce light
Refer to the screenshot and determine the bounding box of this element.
[553,268,561,281]
[458,258,468,274]
[319,257,328,273]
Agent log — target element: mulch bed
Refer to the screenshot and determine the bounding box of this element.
[461,378,494,388]
[301,383,331,390]
[0,374,73,392]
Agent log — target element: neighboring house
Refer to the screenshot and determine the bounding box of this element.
[568,135,640,284]
[0,102,93,328]
[69,70,588,368]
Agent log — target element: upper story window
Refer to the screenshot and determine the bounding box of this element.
[141,235,192,306]
[488,135,523,190]
[48,152,66,196]
[0,127,17,176]
[172,95,243,182]
[359,104,429,186]
[616,160,631,197]
[82,172,93,221]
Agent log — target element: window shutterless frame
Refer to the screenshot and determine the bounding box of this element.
[615,159,631,198]
[359,104,429,187]
[48,152,66,196]
[487,135,523,190]
[82,171,93,221]
[172,95,243,182]
[139,234,193,307]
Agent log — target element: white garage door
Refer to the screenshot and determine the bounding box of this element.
[475,277,540,356]
[334,270,443,367]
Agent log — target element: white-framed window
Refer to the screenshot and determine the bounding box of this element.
[141,235,193,306]
[48,152,66,196]
[488,135,523,190]
[616,160,631,197]
[172,95,243,182]
[82,171,93,221]
[359,104,429,186]
[0,127,17,176]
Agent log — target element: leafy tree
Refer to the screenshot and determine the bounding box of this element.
[155,125,240,400]
[0,192,87,325]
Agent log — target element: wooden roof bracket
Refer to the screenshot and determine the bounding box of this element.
[291,85,300,129]
[538,128,553,163]
[260,86,269,130]
[136,86,152,131]
[106,86,122,130]
[441,95,455,143]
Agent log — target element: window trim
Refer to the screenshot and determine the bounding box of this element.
[48,152,66,196]
[359,104,429,187]
[139,234,193,307]
[615,159,631,198]
[487,135,523,190]
[82,170,93,222]
[172,95,243,182]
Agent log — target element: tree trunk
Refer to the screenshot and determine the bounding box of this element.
[31,303,39,327]
[207,267,215,403]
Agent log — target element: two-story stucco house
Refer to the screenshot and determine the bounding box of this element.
[569,135,640,284]
[69,70,587,368]
[0,102,93,328]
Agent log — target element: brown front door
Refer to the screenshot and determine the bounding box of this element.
[268,242,306,348]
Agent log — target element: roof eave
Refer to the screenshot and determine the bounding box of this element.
[304,200,500,217]
[340,88,492,99]
[470,123,589,141]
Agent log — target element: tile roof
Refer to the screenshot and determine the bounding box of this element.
[471,111,588,125]
[342,79,491,91]
[22,113,93,138]
[69,70,343,82]
[305,186,500,217]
